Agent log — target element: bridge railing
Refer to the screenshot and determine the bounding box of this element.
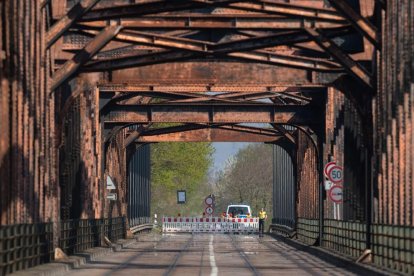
[0,223,53,275]
[0,217,127,274]
[129,216,151,227]
[60,217,126,255]
[275,217,414,275]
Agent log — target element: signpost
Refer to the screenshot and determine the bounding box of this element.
[204,194,215,216]
[325,162,343,220]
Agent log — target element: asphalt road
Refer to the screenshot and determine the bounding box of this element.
[65,233,357,276]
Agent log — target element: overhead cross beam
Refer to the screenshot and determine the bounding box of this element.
[305,28,373,89]
[77,26,353,54]
[98,83,325,93]
[79,15,347,30]
[46,0,101,48]
[51,25,122,91]
[327,0,380,48]
[79,28,349,72]
[103,103,318,125]
[271,124,296,144]
[81,0,245,21]
[132,124,284,143]
[81,0,344,23]
[75,25,353,72]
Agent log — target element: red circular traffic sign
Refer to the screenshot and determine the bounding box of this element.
[329,185,343,203]
[205,206,214,215]
[205,196,214,205]
[327,165,343,184]
[324,162,336,178]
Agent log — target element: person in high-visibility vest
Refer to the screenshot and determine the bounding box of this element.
[258,208,267,236]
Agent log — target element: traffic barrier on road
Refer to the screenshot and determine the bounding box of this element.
[162,217,259,233]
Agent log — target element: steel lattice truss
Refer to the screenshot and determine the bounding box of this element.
[49,0,379,144]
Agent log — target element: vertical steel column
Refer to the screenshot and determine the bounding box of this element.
[127,144,151,226]
[272,142,296,229]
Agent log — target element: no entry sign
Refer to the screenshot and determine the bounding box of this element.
[327,165,343,184]
[329,185,343,203]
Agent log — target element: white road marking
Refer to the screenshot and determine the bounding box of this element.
[209,235,218,276]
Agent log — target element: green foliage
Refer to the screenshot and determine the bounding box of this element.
[151,142,214,217]
[214,143,273,217]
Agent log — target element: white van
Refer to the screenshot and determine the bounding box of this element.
[226,204,252,218]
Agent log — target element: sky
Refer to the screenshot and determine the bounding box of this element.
[211,142,249,173]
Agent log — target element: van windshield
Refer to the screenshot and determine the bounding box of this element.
[228,206,249,216]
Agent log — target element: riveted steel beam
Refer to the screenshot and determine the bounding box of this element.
[327,0,380,48]
[305,27,372,88]
[81,0,344,22]
[98,83,325,93]
[103,103,317,125]
[83,48,342,72]
[228,51,343,72]
[165,91,288,104]
[227,1,344,22]
[51,25,122,91]
[271,124,296,144]
[77,26,352,72]
[78,15,347,30]
[46,0,101,48]
[75,26,353,55]
[81,0,244,21]
[79,29,212,53]
[135,125,283,142]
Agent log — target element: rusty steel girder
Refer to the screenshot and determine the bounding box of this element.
[81,0,345,22]
[122,123,287,143]
[79,15,347,30]
[46,0,100,48]
[103,103,319,125]
[98,83,325,93]
[51,25,122,90]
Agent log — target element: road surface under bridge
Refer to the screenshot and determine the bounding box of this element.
[62,234,360,276]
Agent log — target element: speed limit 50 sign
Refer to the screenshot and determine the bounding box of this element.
[327,165,343,184]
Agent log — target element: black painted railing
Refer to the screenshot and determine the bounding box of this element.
[60,217,126,255]
[0,223,53,275]
[277,217,414,275]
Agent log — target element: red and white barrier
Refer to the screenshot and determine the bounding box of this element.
[162,217,259,233]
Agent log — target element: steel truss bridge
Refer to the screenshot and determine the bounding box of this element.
[0,0,413,274]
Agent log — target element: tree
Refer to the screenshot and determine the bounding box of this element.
[151,142,214,217]
[214,144,273,217]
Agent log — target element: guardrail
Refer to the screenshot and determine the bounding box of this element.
[297,218,319,245]
[0,223,53,275]
[129,217,151,228]
[278,218,414,275]
[60,217,126,255]
[130,223,153,234]
[269,223,296,238]
[162,217,259,233]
